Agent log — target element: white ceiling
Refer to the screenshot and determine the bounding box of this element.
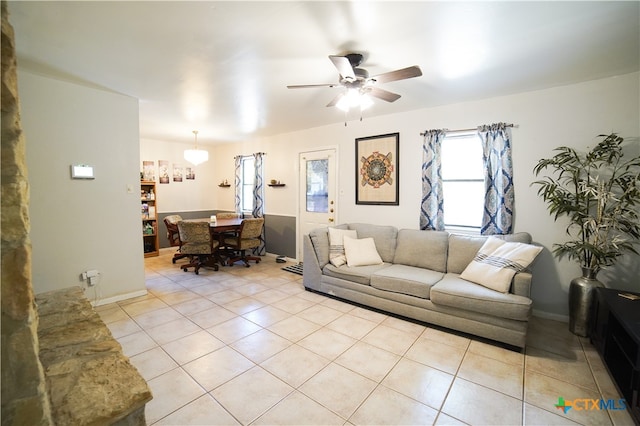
[8,1,639,146]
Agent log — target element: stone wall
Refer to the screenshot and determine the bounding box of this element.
[1,2,53,424]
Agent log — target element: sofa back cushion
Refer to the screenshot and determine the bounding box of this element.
[309,224,348,268]
[347,223,398,263]
[393,229,449,273]
[447,232,532,274]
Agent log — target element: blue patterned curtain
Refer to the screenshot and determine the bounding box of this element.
[234,156,242,214]
[252,152,266,255]
[420,129,446,231]
[477,123,514,235]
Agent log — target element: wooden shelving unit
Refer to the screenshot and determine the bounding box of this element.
[141,181,159,257]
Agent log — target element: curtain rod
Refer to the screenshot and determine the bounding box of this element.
[420,123,516,136]
[234,152,266,159]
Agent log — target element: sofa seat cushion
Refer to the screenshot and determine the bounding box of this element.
[370,264,444,299]
[323,263,391,285]
[430,274,532,321]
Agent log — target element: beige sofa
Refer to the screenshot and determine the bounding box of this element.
[302,223,536,348]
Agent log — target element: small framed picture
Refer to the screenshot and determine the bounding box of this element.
[355,133,399,205]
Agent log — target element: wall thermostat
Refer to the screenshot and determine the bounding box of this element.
[71,164,95,179]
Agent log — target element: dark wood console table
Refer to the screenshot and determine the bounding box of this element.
[591,287,640,425]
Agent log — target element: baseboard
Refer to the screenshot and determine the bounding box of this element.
[91,289,148,307]
[532,309,569,323]
[265,252,299,263]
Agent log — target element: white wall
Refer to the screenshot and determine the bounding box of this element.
[139,137,219,213]
[20,70,146,304]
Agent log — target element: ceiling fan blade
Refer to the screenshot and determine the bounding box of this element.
[287,83,340,89]
[369,87,401,102]
[326,93,343,107]
[371,65,422,84]
[329,55,355,80]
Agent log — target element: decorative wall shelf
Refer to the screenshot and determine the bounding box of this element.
[218,184,231,188]
[268,183,285,187]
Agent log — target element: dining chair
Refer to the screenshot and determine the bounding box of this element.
[163,215,189,264]
[177,221,219,274]
[215,212,242,219]
[212,212,242,252]
[223,217,264,267]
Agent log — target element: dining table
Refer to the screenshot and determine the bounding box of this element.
[184,217,244,266]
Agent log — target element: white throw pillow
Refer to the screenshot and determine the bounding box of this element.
[343,236,383,267]
[460,237,542,293]
[328,227,358,267]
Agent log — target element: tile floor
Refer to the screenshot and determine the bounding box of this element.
[97,249,634,425]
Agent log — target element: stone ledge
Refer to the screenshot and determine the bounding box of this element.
[36,286,152,425]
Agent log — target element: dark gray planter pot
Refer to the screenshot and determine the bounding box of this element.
[569,267,604,337]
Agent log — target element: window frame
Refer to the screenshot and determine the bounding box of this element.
[441,131,484,233]
[239,155,255,214]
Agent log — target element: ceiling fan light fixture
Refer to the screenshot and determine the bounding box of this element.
[336,89,373,112]
[184,130,209,166]
[359,93,374,110]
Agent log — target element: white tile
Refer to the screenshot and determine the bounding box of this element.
[156,394,240,425]
[207,316,262,344]
[130,347,178,381]
[211,366,293,425]
[230,328,292,363]
[261,344,329,387]
[117,330,157,357]
[442,378,522,425]
[145,368,206,424]
[299,363,377,419]
[350,385,438,425]
[183,346,255,391]
[243,305,291,327]
[382,358,454,410]
[254,390,345,425]
[335,341,400,382]
[145,317,201,345]
[162,330,226,365]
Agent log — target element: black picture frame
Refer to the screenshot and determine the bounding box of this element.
[355,132,399,205]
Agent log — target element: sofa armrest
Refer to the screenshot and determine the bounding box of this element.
[511,271,532,298]
[303,234,323,290]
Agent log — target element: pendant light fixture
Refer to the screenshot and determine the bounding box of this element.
[184,130,209,166]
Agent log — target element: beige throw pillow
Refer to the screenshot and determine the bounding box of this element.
[344,236,383,267]
[460,237,542,293]
[328,227,358,267]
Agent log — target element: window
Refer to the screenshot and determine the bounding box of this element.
[240,156,255,213]
[441,132,484,230]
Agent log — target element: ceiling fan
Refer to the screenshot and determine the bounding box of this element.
[287,53,422,109]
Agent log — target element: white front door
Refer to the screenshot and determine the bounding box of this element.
[298,148,337,261]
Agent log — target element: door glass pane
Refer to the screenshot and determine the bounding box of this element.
[306,159,328,213]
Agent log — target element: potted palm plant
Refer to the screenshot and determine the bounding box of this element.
[532,133,640,336]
